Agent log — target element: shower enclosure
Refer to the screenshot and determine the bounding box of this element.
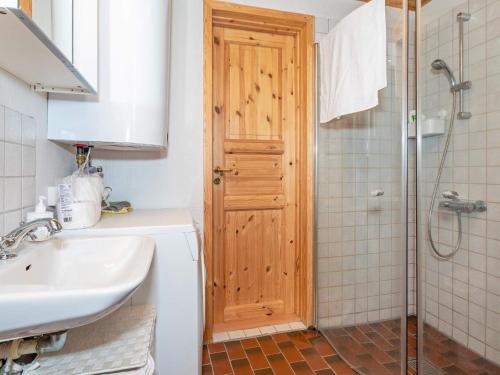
[315,0,500,374]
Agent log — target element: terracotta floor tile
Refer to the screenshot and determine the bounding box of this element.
[315,369,335,375]
[231,358,253,375]
[324,355,357,375]
[364,331,394,351]
[442,364,469,375]
[288,331,313,350]
[203,346,211,365]
[385,349,400,361]
[272,332,292,343]
[241,338,260,349]
[344,326,372,344]
[208,342,227,354]
[309,336,336,357]
[383,362,402,375]
[253,368,274,375]
[361,342,394,364]
[300,347,329,371]
[225,340,247,360]
[202,364,214,375]
[278,340,304,363]
[266,353,294,375]
[357,324,373,333]
[257,335,281,355]
[290,361,315,375]
[245,346,271,370]
[326,335,367,366]
[210,352,233,375]
[354,353,393,375]
[302,329,322,340]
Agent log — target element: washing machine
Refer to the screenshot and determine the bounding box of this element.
[60,209,203,375]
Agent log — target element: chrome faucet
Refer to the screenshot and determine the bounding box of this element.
[0,218,63,260]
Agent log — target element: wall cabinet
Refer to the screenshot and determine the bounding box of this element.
[0,0,98,94]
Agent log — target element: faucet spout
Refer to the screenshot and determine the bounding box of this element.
[0,218,62,259]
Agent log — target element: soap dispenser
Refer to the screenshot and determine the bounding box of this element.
[26,196,54,222]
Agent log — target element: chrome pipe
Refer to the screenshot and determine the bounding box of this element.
[457,12,471,119]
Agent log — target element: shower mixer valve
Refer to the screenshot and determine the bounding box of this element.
[439,191,487,214]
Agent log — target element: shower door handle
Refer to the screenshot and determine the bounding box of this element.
[371,190,384,197]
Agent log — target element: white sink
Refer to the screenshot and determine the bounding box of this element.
[0,236,154,341]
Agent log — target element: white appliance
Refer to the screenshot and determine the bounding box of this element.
[47,0,171,150]
[60,209,203,375]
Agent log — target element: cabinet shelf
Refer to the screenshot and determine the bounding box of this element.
[0,7,96,94]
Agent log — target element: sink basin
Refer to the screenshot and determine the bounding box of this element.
[0,236,154,341]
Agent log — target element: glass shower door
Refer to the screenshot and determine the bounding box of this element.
[315,2,410,374]
[417,0,500,373]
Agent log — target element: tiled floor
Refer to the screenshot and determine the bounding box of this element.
[213,322,308,343]
[204,317,500,374]
[323,319,404,375]
[203,329,357,374]
[323,316,500,375]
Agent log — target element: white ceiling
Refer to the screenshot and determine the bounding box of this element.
[225,0,362,20]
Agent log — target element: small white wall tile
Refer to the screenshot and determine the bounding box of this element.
[4,209,21,233]
[0,142,4,177]
[4,108,22,144]
[22,177,36,209]
[22,146,36,177]
[4,143,21,177]
[0,106,4,140]
[4,178,21,212]
[21,115,36,146]
[0,178,4,212]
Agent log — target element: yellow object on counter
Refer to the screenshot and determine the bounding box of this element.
[102,201,133,214]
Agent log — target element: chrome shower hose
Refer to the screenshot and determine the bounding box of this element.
[427,92,463,260]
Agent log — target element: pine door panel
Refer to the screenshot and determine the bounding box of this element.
[212,25,297,329]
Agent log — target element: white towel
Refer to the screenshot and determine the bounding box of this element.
[320,0,387,123]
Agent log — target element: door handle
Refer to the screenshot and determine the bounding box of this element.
[213,166,234,176]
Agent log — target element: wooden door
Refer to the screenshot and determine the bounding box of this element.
[211,26,298,331]
[204,0,315,338]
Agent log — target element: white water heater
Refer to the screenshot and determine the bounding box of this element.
[47,0,171,150]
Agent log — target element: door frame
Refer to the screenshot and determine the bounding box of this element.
[203,0,315,342]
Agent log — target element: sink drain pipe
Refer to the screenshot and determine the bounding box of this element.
[0,332,67,371]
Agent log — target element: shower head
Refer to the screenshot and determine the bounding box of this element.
[431,59,457,88]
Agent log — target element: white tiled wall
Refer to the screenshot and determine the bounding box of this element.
[0,106,37,234]
[421,0,500,365]
[316,14,408,328]
[0,67,74,235]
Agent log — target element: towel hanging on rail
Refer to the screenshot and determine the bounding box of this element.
[319,0,387,123]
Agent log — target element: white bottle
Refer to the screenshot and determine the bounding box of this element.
[26,196,54,222]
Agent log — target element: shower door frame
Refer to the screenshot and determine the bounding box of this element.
[415,2,422,373]
[313,1,410,374]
